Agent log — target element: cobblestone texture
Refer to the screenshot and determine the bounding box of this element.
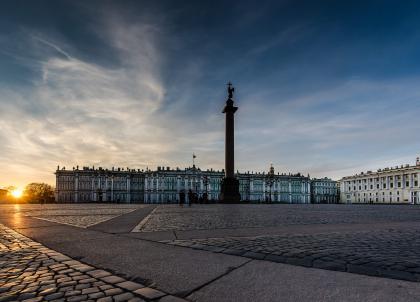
[138,204,420,232]
[0,204,146,228]
[0,223,185,302]
[165,228,420,282]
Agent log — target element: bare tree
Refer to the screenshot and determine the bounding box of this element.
[23,183,55,204]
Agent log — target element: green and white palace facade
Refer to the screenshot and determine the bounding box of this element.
[55,165,337,204]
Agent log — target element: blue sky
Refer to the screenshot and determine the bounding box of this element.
[1,0,420,187]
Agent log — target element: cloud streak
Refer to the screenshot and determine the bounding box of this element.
[0,14,170,186]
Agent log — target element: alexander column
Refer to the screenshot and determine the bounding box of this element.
[220,82,241,203]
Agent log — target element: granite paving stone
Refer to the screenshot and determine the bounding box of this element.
[134,287,166,300]
[86,269,111,278]
[97,297,113,302]
[116,280,145,291]
[104,287,123,296]
[101,275,126,284]
[88,291,105,299]
[113,292,135,301]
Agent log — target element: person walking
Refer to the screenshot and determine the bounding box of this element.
[188,189,193,207]
[179,190,185,207]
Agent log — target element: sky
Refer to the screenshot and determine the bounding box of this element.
[1,0,420,187]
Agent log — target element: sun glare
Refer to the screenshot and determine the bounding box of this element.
[11,189,23,198]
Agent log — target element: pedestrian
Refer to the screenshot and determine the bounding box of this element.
[188,189,193,207]
[179,191,185,207]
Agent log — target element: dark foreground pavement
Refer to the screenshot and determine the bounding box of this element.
[2,203,420,301]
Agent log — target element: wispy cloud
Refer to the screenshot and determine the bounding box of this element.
[0,14,169,186]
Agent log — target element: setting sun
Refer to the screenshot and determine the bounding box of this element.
[11,189,23,198]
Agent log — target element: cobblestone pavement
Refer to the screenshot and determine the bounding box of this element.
[137,204,420,232]
[164,227,420,282]
[0,223,186,302]
[0,204,147,228]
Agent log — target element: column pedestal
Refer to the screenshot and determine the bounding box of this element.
[220,177,241,203]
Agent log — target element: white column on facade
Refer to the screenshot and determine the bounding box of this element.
[103,176,107,202]
[91,176,94,201]
[301,182,304,203]
[177,177,180,201]
[74,174,79,203]
[126,176,131,203]
[289,181,292,203]
[262,180,266,201]
[111,176,114,202]
[144,176,148,203]
[55,173,59,202]
[307,182,311,203]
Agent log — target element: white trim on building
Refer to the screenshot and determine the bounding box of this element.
[339,159,420,204]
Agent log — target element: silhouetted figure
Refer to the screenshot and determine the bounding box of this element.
[188,189,194,207]
[203,192,208,204]
[179,191,185,207]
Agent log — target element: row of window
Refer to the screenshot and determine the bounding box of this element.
[347,180,419,192]
[345,174,418,185]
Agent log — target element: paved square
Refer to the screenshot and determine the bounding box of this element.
[1,204,146,228]
[134,204,420,232]
[2,203,420,301]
